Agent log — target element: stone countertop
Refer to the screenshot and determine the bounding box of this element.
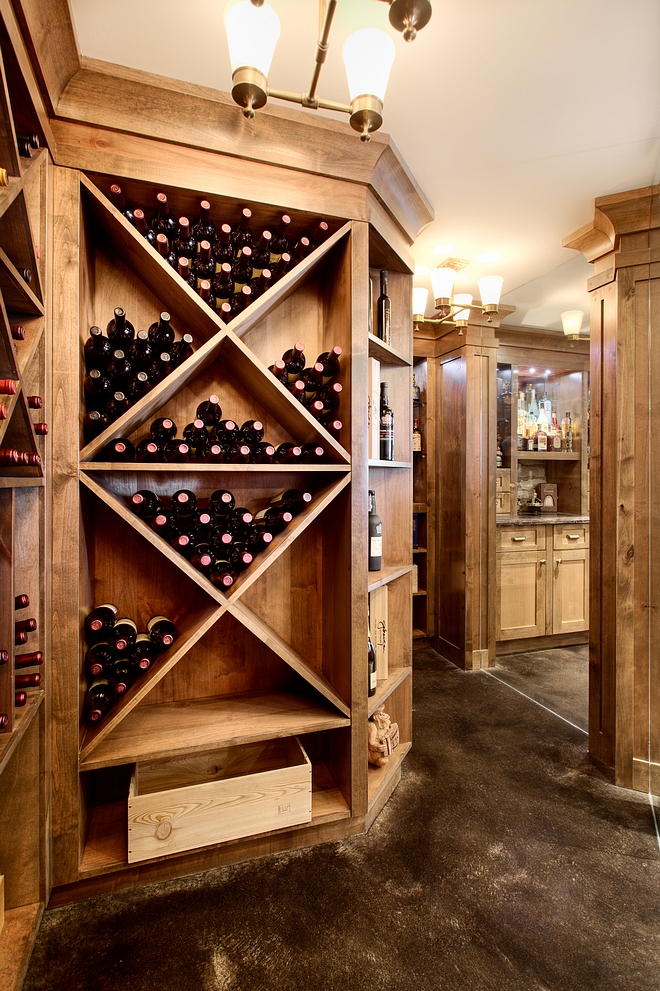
[496,514,590,527]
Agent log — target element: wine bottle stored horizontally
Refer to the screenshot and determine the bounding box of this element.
[380,381,394,461]
[377,270,391,345]
[15,651,43,668]
[147,615,176,648]
[368,490,382,572]
[15,593,30,610]
[85,603,119,642]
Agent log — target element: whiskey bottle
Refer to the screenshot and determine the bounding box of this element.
[412,417,422,453]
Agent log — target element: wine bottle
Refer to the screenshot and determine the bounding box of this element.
[15,630,28,646]
[126,330,153,370]
[111,657,134,695]
[209,488,235,516]
[210,525,234,550]
[15,593,29,610]
[11,324,25,341]
[228,544,253,571]
[27,395,43,410]
[129,489,162,520]
[84,368,113,405]
[211,262,234,308]
[245,526,274,554]
[0,404,7,421]
[15,651,43,668]
[15,691,27,708]
[269,359,288,384]
[85,642,116,679]
[109,618,137,652]
[232,246,253,289]
[270,488,312,516]
[135,439,161,462]
[228,506,254,528]
[163,440,190,463]
[106,391,131,421]
[248,268,271,299]
[198,280,215,309]
[148,312,175,348]
[150,417,177,442]
[156,233,177,269]
[17,137,32,158]
[182,419,207,447]
[212,223,234,266]
[227,443,251,464]
[274,442,302,464]
[368,627,377,696]
[252,442,276,464]
[85,603,119,642]
[16,674,41,689]
[84,680,115,722]
[0,379,17,396]
[15,618,37,634]
[0,649,9,664]
[107,307,135,345]
[177,256,197,287]
[18,132,39,151]
[305,399,325,420]
[172,217,196,260]
[188,198,214,243]
[151,510,178,538]
[172,488,197,517]
[145,352,172,385]
[317,345,342,383]
[192,240,215,287]
[209,561,235,589]
[133,208,157,247]
[147,615,176,648]
[128,634,157,671]
[252,506,292,534]
[84,326,112,368]
[380,382,394,461]
[300,443,325,464]
[101,437,135,462]
[126,371,152,402]
[292,236,311,261]
[251,231,272,275]
[229,285,252,319]
[309,219,329,246]
[231,207,253,254]
[272,251,291,283]
[268,215,290,264]
[192,509,214,539]
[170,530,195,556]
[282,343,305,381]
[152,193,177,237]
[216,419,239,445]
[169,333,195,369]
[197,396,223,427]
[313,381,342,414]
[190,543,214,573]
[109,184,135,225]
[238,420,264,445]
[368,490,382,571]
[377,270,391,345]
[106,349,133,386]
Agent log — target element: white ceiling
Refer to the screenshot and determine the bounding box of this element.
[69,0,660,331]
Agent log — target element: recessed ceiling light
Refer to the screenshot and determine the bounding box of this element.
[545,369,552,375]
[476,252,501,263]
[414,265,430,277]
[529,367,536,374]
[433,244,455,254]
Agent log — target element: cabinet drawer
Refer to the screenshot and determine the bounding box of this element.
[554,524,589,549]
[497,526,546,552]
[496,492,511,515]
[127,738,312,863]
[496,469,511,493]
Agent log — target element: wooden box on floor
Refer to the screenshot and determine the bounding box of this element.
[128,738,312,863]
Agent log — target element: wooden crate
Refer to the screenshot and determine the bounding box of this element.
[128,737,311,863]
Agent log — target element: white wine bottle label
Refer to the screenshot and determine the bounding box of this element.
[370,536,382,557]
[115,617,137,631]
[147,615,170,630]
[97,603,119,616]
[369,669,377,691]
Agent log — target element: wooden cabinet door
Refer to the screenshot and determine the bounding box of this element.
[496,551,547,640]
[552,548,589,633]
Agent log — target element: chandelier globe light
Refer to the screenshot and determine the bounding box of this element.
[223,0,432,139]
[561,309,584,339]
[452,294,473,330]
[477,276,504,316]
[415,259,505,330]
[412,286,429,323]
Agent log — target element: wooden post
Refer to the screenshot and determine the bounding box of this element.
[564,184,660,790]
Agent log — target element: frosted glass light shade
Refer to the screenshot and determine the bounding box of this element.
[224,1,281,76]
[430,267,456,301]
[412,287,429,321]
[453,293,473,323]
[342,28,396,102]
[561,310,584,336]
[478,276,504,307]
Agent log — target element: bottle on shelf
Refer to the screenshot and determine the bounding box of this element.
[0,405,7,420]
[101,437,135,461]
[129,490,162,520]
[15,593,30,610]
[368,490,382,572]
[163,439,190,463]
[212,223,234,266]
[309,219,329,246]
[231,207,253,253]
[15,651,43,668]
[412,417,422,453]
[292,236,311,261]
[192,241,215,287]
[170,333,195,368]
[84,679,115,723]
[109,184,134,225]
[173,217,196,260]
[192,200,216,247]
[84,326,112,368]
[16,674,40,689]
[210,561,235,589]
[109,618,138,653]
[135,439,161,462]
[133,209,157,247]
[147,615,176,649]
[84,369,113,405]
[15,692,27,708]
[15,618,37,635]
[272,252,291,283]
[380,381,394,461]
[377,270,391,345]
[282,343,306,381]
[197,396,223,427]
[128,634,158,671]
[85,603,119,642]
[177,256,196,287]
[10,324,25,341]
[0,650,9,664]
[561,411,573,452]
[275,442,302,464]
[85,642,116,679]
[152,192,178,237]
[156,233,177,269]
[107,307,135,345]
[251,231,272,275]
[549,410,562,452]
[0,379,17,396]
[0,169,8,188]
[269,215,290,263]
[209,488,235,517]
[317,346,342,384]
[368,625,377,697]
[211,262,234,308]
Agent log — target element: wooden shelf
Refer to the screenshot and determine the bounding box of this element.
[79,690,350,771]
[0,475,44,489]
[368,460,413,469]
[368,564,412,593]
[368,667,411,718]
[412,628,427,639]
[368,741,412,810]
[367,333,412,367]
[517,451,581,461]
[0,901,44,991]
[81,462,351,473]
[0,690,43,776]
[413,503,427,513]
[413,590,427,597]
[412,547,427,554]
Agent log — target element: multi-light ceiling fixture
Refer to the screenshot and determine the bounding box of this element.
[224,0,432,141]
[413,259,505,331]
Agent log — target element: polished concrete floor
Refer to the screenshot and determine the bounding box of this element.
[25,647,660,991]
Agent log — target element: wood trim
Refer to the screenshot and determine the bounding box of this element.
[496,631,588,655]
[8,0,80,115]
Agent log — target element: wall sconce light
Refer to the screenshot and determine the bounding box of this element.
[561,309,584,340]
[224,0,432,140]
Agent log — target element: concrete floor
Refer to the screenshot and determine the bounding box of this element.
[25,647,660,991]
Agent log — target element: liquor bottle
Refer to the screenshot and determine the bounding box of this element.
[172,217,196,259]
[192,240,215,286]
[379,381,394,461]
[377,270,391,345]
[270,488,312,516]
[85,642,116,679]
[210,561,235,589]
[368,490,382,571]
[107,307,135,345]
[412,417,422,453]
[152,193,177,237]
[109,184,134,224]
[11,324,25,341]
[269,215,290,263]
[177,256,197,287]
[133,208,157,246]
[211,262,234,308]
[16,674,41,689]
[231,207,253,254]
[147,615,176,648]
[15,651,43,668]
[527,387,538,424]
[128,634,157,671]
[84,326,112,368]
[282,343,305,381]
[101,437,135,462]
[561,412,573,452]
[15,593,30,610]
[209,489,235,516]
[84,368,113,405]
[171,489,198,517]
[84,680,115,722]
[129,489,162,520]
[252,442,276,464]
[300,443,325,463]
[15,618,37,635]
[316,345,342,384]
[105,391,131,421]
[197,396,222,427]
[274,442,302,464]
[251,231,272,275]
[368,627,377,697]
[238,420,264,445]
[109,618,138,652]
[85,603,119,642]
[271,252,291,283]
[0,379,17,395]
[536,426,548,452]
[192,200,216,247]
[163,440,190,463]
[212,224,234,266]
[232,246,253,290]
[269,359,288,384]
[106,349,133,386]
[549,410,562,452]
[156,233,177,269]
[292,236,311,261]
[169,333,195,368]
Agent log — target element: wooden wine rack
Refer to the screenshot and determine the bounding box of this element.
[45,157,415,902]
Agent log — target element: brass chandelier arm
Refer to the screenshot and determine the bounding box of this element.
[308,0,337,102]
[268,88,351,114]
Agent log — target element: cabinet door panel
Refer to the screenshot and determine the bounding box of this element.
[497,551,546,640]
[552,549,589,633]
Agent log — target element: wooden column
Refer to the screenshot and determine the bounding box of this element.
[565,185,660,790]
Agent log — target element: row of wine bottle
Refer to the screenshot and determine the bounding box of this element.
[108,184,330,316]
[0,594,41,726]
[0,387,47,466]
[268,343,343,428]
[96,403,329,464]
[84,604,177,722]
[128,486,312,585]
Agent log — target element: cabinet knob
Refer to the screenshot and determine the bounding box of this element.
[539,559,546,565]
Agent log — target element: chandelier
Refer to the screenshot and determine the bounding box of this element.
[224,0,432,141]
[413,259,504,332]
